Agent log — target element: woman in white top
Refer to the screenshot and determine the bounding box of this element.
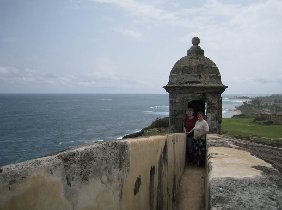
[188,111,209,166]
[188,111,209,140]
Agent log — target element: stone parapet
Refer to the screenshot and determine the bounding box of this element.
[206,134,282,209]
[0,134,186,210]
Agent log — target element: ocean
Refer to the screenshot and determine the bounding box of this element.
[0,94,249,166]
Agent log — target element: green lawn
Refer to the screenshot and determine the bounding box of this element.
[222,117,282,147]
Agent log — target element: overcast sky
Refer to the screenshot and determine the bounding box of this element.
[0,0,281,94]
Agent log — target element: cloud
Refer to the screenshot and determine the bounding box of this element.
[252,75,282,85]
[175,0,282,94]
[32,1,282,93]
[0,64,147,92]
[89,0,282,35]
[113,27,142,39]
[0,58,121,83]
[224,73,282,94]
[2,0,282,94]
[90,0,179,24]
[178,0,282,38]
[89,0,242,27]
[0,66,58,83]
[74,57,146,89]
[226,74,282,85]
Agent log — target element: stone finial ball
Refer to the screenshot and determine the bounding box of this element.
[192,37,200,45]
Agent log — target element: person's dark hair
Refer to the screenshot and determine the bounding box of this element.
[197,111,205,117]
[187,108,194,112]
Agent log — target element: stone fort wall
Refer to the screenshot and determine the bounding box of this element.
[0,134,186,210]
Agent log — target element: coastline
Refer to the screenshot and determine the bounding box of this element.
[233,109,242,116]
[122,110,243,139]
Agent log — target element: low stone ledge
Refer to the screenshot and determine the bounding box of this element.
[206,134,282,209]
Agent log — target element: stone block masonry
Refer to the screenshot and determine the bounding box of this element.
[0,134,186,210]
[164,37,227,134]
[2,132,279,209]
[206,134,282,209]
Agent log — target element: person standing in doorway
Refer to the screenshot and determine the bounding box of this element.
[188,111,209,166]
[183,108,197,164]
[193,111,209,140]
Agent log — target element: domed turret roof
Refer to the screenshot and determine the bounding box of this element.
[165,37,226,89]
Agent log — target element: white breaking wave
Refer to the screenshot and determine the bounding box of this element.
[149,105,169,109]
[100,98,112,101]
[144,111,169,116]
[87,139,104,143]
[144,110,154,113]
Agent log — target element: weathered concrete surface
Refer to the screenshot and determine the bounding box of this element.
[207,134,282,209]
[208,146,272,178]
[121,134,186,210]
[177,166,205,210]
[0,134,186,210]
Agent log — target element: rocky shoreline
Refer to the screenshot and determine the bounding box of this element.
[122,117,169,139]
[236,94,281,117]
[122,110,242,139]
[233,109,242,116]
